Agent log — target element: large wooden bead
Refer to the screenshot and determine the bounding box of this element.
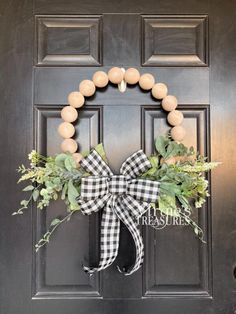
[167,110,184,126]
[79,80,96,97]
[162,95,178,111]
[152,83,168,99]
[72,153,83,166]
[139,73,155,90]
[61,106,78,123]
[61,139,78,153]
[171,126,186,142]
[108,67,124,84]
[93,71,109,88]
[58,122,75,138]
[68,91,84,108]
[124,68,140,85]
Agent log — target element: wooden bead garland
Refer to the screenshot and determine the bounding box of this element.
[108,67,124,84]
[93,71,109,88]
[79,80,96,97]
[171,126,186,142]
[139,73,155,90]
[167,110,184,126]
[162,95,178,112]
[58,122,75,138]
[124,68,140,85]
[61,139,78,154]
[58,67,186,154]
[68,91,85,108]
[61,106,78,123]
[152,83,168,99]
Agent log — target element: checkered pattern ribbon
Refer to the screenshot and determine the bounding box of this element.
[77,149,159,275]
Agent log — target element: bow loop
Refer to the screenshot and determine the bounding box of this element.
[78,194,110,215]
[80,150,113,176]
[120,150,151,178]
[80,177,108,200]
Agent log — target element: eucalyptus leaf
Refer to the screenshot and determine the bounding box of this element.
[67,180,79,206]
[165,142,179,159]
[32,189,40,201]
[82,150,89,158]
[158,194,179,217]
[155,136,169,157]
[142,156,159,177]
[178,143,188,156]
[23,185,34,191]
[95,143,107,162]
[64,155,77,171]
[159,182,181,196]
[55,153,68,168]
[50,218,61,227]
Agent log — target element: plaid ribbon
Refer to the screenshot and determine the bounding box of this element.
[77,149,159,275]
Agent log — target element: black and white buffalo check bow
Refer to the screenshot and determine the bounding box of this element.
[77,149,159,275]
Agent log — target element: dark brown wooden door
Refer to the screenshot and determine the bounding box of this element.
[1,0,236,313]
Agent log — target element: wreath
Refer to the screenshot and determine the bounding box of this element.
[14,67,219,275]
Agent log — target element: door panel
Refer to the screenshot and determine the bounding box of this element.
[143,105,211,297]
[33,105,101,298]
[1,0,236,313]
[35,15,102,66]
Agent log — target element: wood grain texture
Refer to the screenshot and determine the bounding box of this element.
[142,15,208,66]
[34,67,209,104]
[34,0,209,14]
[142,105,211,297]
[35,15,102,66]
[32,105,102,298]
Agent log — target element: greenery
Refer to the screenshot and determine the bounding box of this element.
[14,136,220,249]
[13,144,106,250]
[142,135,220,241]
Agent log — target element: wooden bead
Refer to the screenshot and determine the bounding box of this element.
[124,68,140,85]
[108,67,124,84]
[68,91,84,108]
[171,126,186,142]
[162,95,178,111]
[92,71,109,88]
[61,106,78,123]
[72,153,83,166]
[167,110,184,126]
[139,73,155,90]
[58,122,75,139]
[79,80,96,97]
[152,83,168,99]
[61,139,78,153]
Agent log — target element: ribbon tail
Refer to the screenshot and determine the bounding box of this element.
[83,196,120,275]
[113,197,144,276]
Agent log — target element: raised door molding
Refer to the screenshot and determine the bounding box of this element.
[35,15,102,66]
[141,15,208,67]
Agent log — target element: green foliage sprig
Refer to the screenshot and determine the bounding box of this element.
[14,144,106,250]
[14,137,220,249]
[142,135,220,241]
